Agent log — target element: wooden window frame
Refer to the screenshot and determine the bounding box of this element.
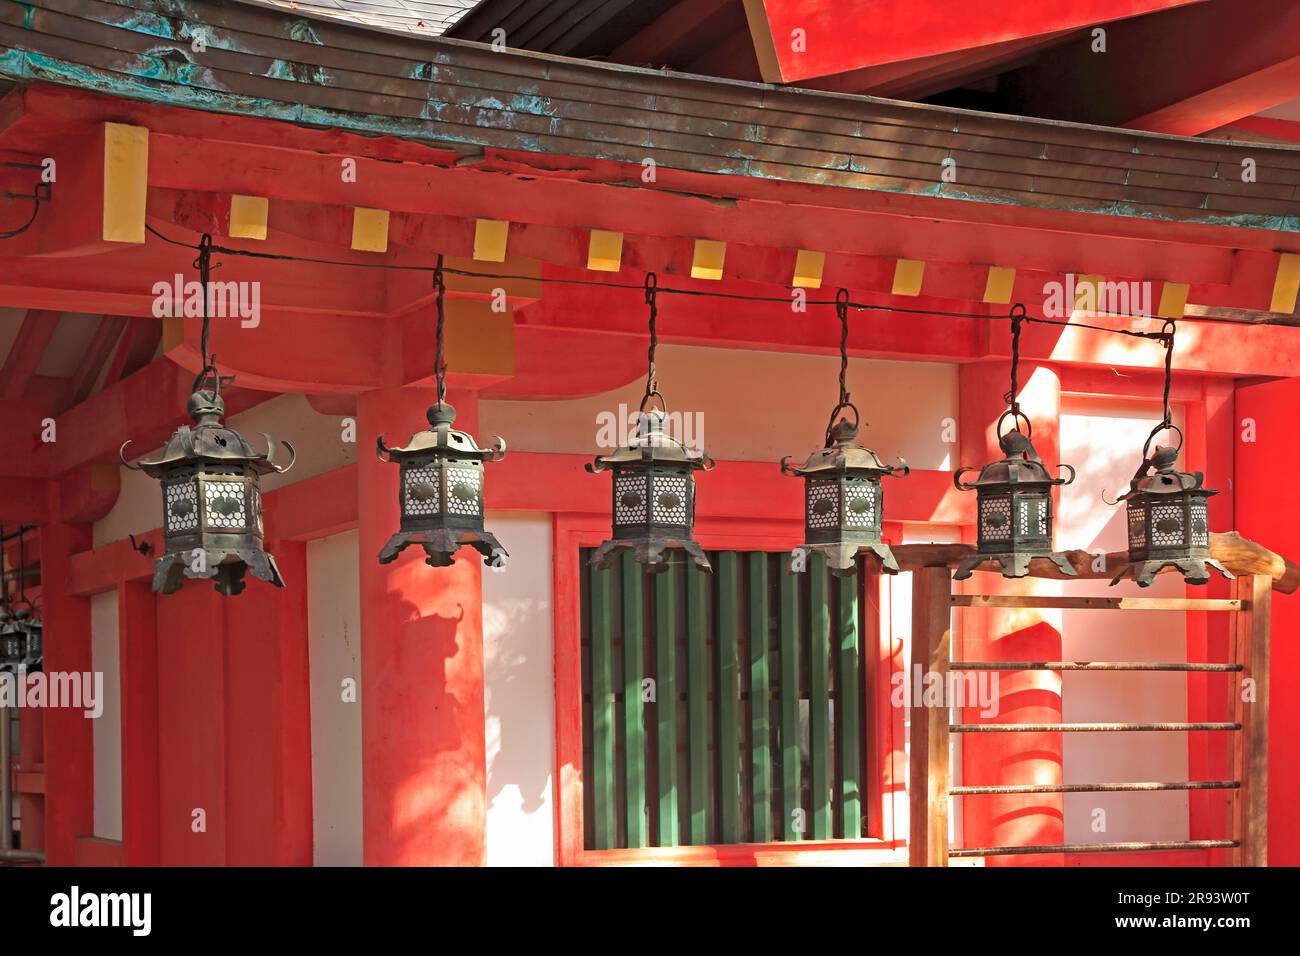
[552,511,909,866]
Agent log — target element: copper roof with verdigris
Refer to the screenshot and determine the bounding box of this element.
[3,0,1300,232]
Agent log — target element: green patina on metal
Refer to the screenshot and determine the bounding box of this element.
[287,18,323,46]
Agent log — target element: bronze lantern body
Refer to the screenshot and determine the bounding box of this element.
[953,417,1077,580]
[782,408,908,575]
[587,406,714,572]
[0,608,23,673]
[122,383,295,596]
[377,400,507,568]
[1112,430,1232,587]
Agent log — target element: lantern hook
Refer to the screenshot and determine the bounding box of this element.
[128,533,153,557]
[375,435,392,463]
[641,272,660,408]
[260,433,297,474]
[1003,303,1027,420]
[118,439,141,470]
[996,408,1033,440]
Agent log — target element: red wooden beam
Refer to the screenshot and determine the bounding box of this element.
[741,0,1204,83]
[69,315,128,403]
[103,317,162,385]
[0,309,60,400]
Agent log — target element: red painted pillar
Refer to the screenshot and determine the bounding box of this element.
[1185,379,1235,857]
[957,361,1065,866]
[119,579,160,866]
[356,386,487,866]
[39,508,94,865]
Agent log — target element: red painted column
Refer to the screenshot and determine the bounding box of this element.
[957,361,1065,866]
[119,579,160,866]
[356,386,487,866]
[38,508,94,865]
[1184,379,1235,857]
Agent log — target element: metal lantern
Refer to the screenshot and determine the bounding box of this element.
[1111,427,1232,588]
[587,405,714,572]
[376,400,507,568]
[587,273,714,572]
[121,377,295,596]
[953,414,1077,580]
[375,257,508,569]
[781,291,908,575]
[0,608,22,673]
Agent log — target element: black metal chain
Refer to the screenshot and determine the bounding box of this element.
[641,272,660,410]
[835,288,851,408]
[191,233,221,394]
[434,253,448,404]
[1160,318,1176,427]
[1004,303,1026,420]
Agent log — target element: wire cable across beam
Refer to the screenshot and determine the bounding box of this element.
[950,839,1236,858]
[951,661,1243,672]
[950,780,1239,795]
[950,722,1241,733]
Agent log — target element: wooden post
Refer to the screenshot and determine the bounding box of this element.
[1229,573,1270,866]
[909,566,952,866]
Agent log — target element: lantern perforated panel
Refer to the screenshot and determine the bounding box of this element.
[807,480,840,529]
[614,473,648,524]
[446,466,482,516]
[1190,499,1209,548]
[164,477,199,534]
[204,479,248,529]
[979,497,1012,541]
[1128,507,1147,552]
[652,473,689,524]
[1150,502,1186,546]
[250,486,264,534]
[403,463,442,517]
[1018,498,1048,537]
[842,479,878,529]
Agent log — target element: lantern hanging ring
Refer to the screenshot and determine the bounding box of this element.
[1003,302,1028,419]
[996,408,1033,440]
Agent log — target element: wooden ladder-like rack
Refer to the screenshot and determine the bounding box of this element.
[906,559,1273,867]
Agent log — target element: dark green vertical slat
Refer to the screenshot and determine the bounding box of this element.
[590,566,616,849]
[687,562,710,845]
[654,571,679,847]
[621,553,647,848]
[717,552,741,843]
[809,553,832,840]
[779,568,802,841]
[749,553,773,843]
[839,575,862,839]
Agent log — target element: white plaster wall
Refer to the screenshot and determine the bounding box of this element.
[482,512,555,866]
[1058,397,1188,844]
[95,393,358,547]
[306,530,364,866]
[90,589,122,842]
[481,345,958,469]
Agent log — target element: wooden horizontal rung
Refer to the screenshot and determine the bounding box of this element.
[950,780,1240,795]
[950,839,1237,858]
[951,595,1242,611]
[952,661,1242,672]
[951,722,1241,733]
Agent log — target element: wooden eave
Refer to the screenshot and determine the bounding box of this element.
[3,0,1300,232]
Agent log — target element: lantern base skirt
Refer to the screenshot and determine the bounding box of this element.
[953,550,1078,581]
[590,537,712,573]
[1111,556,1234,588]
[793,541,899,576]
[153,548,285,596]
[378,528,507,568]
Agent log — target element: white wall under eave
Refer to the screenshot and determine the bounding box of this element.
[90,589,122,842]
[482,512,555,866]
[306,529,364,867]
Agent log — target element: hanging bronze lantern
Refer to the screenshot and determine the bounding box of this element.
[782,290,908,575]
[587,274,713,572]
[953,306,1076,580]
[377,256,507,569]
[122,373,295,596]
[377,401,506,568]
[0,608,23,673]
[120,235,295,596]
[953,416,1076,579]
[1109,323,1231,587]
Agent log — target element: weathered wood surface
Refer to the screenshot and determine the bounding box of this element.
[894,531,1300,594]
[2,0,1300,230]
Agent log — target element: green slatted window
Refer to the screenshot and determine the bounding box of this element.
[580,549,873,850]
